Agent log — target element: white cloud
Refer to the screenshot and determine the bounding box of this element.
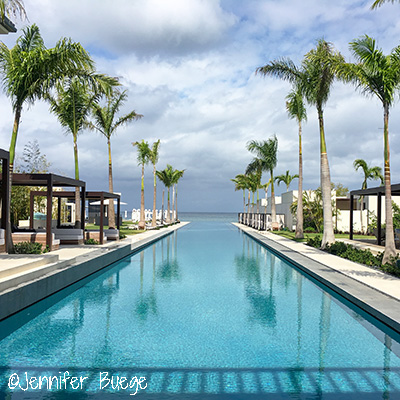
[1,0,400,212]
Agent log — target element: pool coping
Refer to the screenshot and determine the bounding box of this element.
[0,222,190,321]
[233,223,400,334]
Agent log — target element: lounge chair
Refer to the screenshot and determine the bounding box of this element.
[104,229,119,241]
[53,228,84,245]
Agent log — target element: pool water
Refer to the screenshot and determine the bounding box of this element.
[0,217,400,399]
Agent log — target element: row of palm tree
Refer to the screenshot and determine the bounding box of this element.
[0,24,143,250]
[255,33,400,263]
[132,140,184,229]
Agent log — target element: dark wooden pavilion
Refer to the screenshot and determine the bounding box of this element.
[30,190,121,245]
[349,184,400,245]
[10,173,86,250]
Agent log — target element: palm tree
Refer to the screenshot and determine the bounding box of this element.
[336,35,400,263]
[275,170,299,192]
[156,165,174,224]
[257,39,343,247]
[371,0,400,9]
[48,75,117,226]
[232,174,248,213]
[132,140,151,229]
[246,136,278,222]
[90,90,143,228]
[172,168,184,222]
[286,88,307,239]
[148,140,160,227]
[0,24,98,250]
[353,159,384,233]
[0,0,26,22]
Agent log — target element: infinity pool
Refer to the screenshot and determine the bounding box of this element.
[1,217,400,399]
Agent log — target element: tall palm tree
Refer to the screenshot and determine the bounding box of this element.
[156,165,174,224]
[0,25,96,171]
[257,39,343,247]
[132,140,151,229]
[148,140,160,227]
[286,88,307,239]
[0,24,97,250]
[90,90,143,228]
[246,136,278,222]
[48,75,117,226]
[353,159,384,233]
[232,174,249,213]
[172,168,184,222]
[275,170,299,192]
[336,35,400,263]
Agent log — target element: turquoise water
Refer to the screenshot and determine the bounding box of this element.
[0,214,400,399]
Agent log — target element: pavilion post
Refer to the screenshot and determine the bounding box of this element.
[80,184,86,230]
[29,191,34,229]
[350,194,354,240]
[377,193,382,246]
[100,192,104,244]
[57,197,61,227]
[117,197,120,230]
[1,154,10,252]
[46,175,53,250]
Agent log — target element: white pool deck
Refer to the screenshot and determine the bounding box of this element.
[234,223,400,333]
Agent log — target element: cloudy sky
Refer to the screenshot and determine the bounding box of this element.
[1,0,400,213]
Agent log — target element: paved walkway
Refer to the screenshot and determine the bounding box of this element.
[233,223,400,333]
[0,222,187,293]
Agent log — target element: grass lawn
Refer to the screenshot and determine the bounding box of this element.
[272,230,374,242]
[85,221,146,236]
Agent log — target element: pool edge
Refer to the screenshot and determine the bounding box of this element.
[0,222,190,321]
[233,222,400,334]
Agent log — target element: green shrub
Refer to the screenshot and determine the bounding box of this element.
[307,236,400,277]
[304,227,315,233]
[119,233,127,239]
[12,241,43,254]
[306,235,321,248]
[85,238,99,245]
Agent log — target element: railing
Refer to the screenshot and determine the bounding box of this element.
[238,213,269,230]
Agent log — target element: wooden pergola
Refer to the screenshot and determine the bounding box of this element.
[349,184,400,245]
[11,173,86,250]
[0,149,10,251]
[30,190,121,244]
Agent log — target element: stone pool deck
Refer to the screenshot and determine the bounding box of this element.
[0,222,189,321]
[233,223,400,334]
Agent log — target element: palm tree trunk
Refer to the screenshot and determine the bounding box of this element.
[318,107,335,248]
[152,164,157,227]
[382,103,396,264]
[6,105,22,252]
[256,190,260,213]
[172,184,176,222]
[166,188,171,224]
[270,170,276,223]
[73,133,81,228]
[139,164,145,229]
[107,139,116,229]
[247,190,250,214]
[295,120,304,239]
[360,195,364,234]
[161,188,165,225]
[175,185,178,222]
[243,189,246,213]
